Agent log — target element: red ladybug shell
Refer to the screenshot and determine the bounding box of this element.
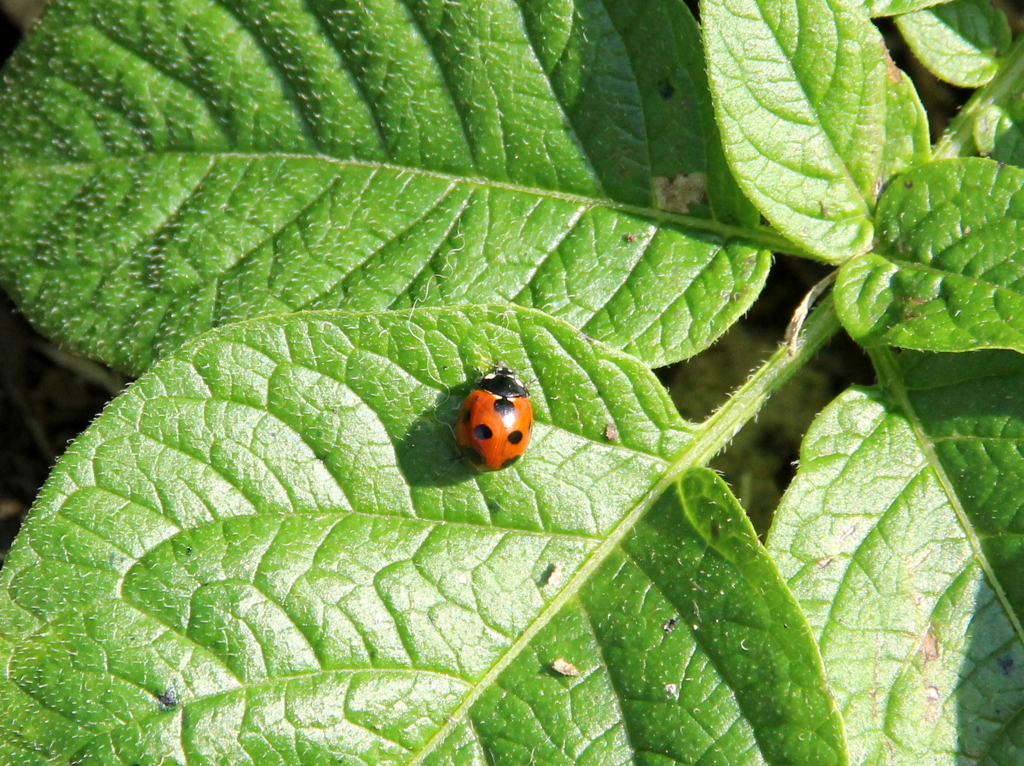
[456,367,533,471]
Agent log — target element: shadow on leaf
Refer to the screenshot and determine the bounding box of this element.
[396,388,477,486]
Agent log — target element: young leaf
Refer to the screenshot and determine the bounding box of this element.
[865,0,953,16]
[0,0,768,374]
[974,98,1024,168]
[0,307,844,765]
[880,64,931,182]
[837,158,1024,352]
[896,0,1011,88]
[703,0,888,259]
[769,349,1024,765]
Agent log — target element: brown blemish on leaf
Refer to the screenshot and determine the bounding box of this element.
[883,46,902,83]
[921,625,940,663]
[654,173,707,214]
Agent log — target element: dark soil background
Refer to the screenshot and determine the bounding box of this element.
[0,1,1019,554]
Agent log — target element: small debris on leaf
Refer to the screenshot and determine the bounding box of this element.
[155,688,178,711]
[551,658,580,677]
[544,562,563,586]
[920,625,939,663]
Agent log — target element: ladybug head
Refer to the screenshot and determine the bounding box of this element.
[479,364,530,398]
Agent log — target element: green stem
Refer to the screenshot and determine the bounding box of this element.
[665,292,842,479]
[934,28,1024,160]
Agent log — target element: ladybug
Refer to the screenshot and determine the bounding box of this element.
[456,365,533,471]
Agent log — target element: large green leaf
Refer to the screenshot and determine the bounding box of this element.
[836,158,1024,352]
[703,0,888,260]
[0,0,768,374]
[769,349,1024,765]
[0,306,845,765]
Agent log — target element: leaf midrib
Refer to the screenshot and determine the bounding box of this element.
[409,458,683,765]
[879,254,1024,301]
[9,448,672,761]
[870,346,1024,649]
[1,152,797,255]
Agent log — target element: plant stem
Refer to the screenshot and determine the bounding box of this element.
[934,28,1024,160]
[665,292,842,479]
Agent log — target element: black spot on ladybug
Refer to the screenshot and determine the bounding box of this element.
[493,398,515,417]
[508,430,524,444]
[658,80,675,99]
[998,655,1015,675]
[474,424,493,440]
[501,455,521,469]
[462,409,471,423]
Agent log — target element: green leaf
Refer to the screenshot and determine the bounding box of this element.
[703,0,888,260]
[0,307,844,765]
[880,64,931,181]
[896,0,1011,88]
[769,348,1024,765]
[0,0,768,374]
[836,158,1024,351]
[865,0,961,17]
[974,98,1024,167]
